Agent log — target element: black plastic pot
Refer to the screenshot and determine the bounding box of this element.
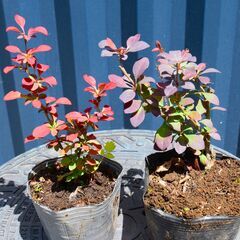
[144,146,240,240]
[27,156,123,240]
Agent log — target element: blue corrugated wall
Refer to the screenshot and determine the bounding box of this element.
[0,0,240,164]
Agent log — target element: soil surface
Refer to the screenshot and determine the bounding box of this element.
[144,159,240,218]
[29,164,116,211]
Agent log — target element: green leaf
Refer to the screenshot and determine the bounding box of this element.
[199,154,207,165]
[196,100,206,114]
[61,156,71,166]
[105,152,114,159]
[100,149,105,155]
[68,162,76,171]
[169,121,181,131]
[104,141,116,152]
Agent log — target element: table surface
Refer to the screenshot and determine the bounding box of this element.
[0,129,156,240]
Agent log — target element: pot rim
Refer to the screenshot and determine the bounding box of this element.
[27,156,123,213]
[144,145,240,222]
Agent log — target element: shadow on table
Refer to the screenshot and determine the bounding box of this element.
[120,168,150,240]
[0,177,47,239]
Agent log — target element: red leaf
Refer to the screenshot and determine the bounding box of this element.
[45,96,56,104]
[4,91,21,101]
[3,66,16,74]
[103,82,116,90]
[24,135,36,143]
[6,26,21,33]
[65,112,88,122]
[32,124,50,138]
[28,26,48,36]
[119,89,136,103]
[66,133,78,142]
[5,45,21,53]
[14,14,25,30]
[29,45,52,54]
[43,76,57,87]
[32,100,41,109]
[83,74,96,87]
[56,97,72,105]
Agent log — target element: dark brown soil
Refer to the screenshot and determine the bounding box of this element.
[144,159,240,218]
[29,164,116,211]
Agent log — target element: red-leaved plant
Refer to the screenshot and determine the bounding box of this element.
[100,36,225,170]
[3,14,116,182]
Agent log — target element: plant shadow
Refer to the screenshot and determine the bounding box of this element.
[0,177,48,239]
[119,168,150,240]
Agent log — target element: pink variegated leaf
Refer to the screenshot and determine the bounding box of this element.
[155,123,173,150]
[211,106,226,111]
[3,65,17,74]
[83,74,96,87]
[28,26,48,36]
[15,14,25,30]
[138,76,155,85]
[158,64,174,75]
[128,41,150,52]
[202,92,219,105]
[199,76,211,84]
[105,38,117,49]
[32,124,50,138]
[188,111,202,121]
[29,45,52,54]
[173,139,187,154]
[197,63,206,72]
[181,81,195,90]
[5,45,21,53]
[164,83,177,97]
[133,57,149,79]
[126,34,140,48]
[201,68,220,74]
[43,76,57,87]
[108,74,129,88]
[180,97,194,106]
[200,119,214,128]
[210,132,221,140]
[4,90,21,101]
[56,97,72,105]
[185,134,205,150]
[100,50,114,57]
[119,89,136,103]
[124,100,142,114]
[6,26,21,33]
[130,106,145,127]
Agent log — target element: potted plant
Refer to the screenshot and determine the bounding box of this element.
[99,36,240,239]
[3,14,123,240]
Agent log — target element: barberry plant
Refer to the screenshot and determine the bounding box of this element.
[3,14,116,182]
[100,36,225,170]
